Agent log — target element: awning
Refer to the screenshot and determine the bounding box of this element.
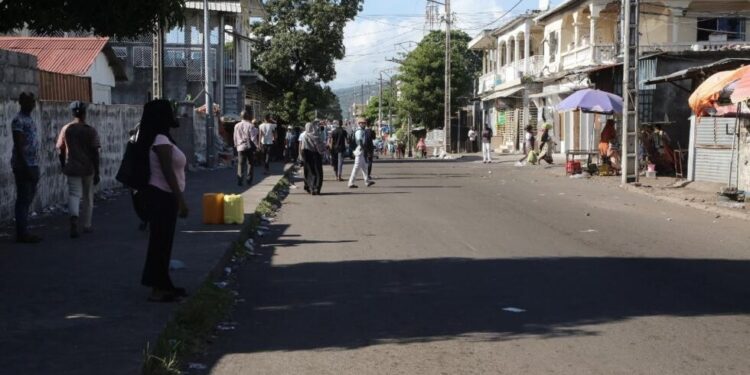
[185,1,242,13]
[482,86,523,101]
[645,58,750,85]
[529,89,574,99]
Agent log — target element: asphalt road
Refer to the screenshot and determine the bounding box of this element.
[199,156,750,375]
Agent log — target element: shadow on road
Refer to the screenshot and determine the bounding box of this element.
[206,223,750,363]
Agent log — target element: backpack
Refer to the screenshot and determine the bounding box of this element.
[116,126,150,190]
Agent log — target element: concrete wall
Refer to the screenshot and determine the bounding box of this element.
[0,49,39,101]
[0,100,142,220]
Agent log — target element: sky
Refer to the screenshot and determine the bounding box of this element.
[329,0,549,90]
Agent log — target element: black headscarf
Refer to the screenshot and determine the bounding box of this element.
[136,99,179,153]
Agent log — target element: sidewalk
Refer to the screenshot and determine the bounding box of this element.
[489,152,750,221]
[0,162,290,375]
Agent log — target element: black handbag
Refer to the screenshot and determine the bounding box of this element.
[116,138,150,190]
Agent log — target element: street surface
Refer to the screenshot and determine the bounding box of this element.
[200,156,750,374]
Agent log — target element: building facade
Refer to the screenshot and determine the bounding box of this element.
[469,0,750,155]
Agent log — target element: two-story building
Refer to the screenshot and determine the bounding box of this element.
[110,0,270,118]
[473,0,750,155]
[469,11,545,152]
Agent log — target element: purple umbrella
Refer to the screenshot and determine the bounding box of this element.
[556,89,623,114]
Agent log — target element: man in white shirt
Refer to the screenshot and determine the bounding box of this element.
[348,118,375,188]
[258,114,277,174]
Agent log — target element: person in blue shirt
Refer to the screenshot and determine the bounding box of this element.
[10,92,42,244]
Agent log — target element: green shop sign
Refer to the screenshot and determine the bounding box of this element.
[497,111,506,127]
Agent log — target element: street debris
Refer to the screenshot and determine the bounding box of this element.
[169,259,186,271]
[188,363,208,370]
[216,322,238,331]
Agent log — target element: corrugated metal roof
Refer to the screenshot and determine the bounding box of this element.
[185,1,242,13]
[0,37,109,76]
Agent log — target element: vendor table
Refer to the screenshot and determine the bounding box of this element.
[565,150,601,175]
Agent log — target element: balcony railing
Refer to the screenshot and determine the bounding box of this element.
[641,40,750,53]
[559,43,617,70]
[478,72,499,95]
[476,56,547,95]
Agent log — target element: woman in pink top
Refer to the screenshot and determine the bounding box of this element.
[136,100,189,302]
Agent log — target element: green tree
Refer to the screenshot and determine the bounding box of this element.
[252,0,362,124]
[0,0,185,37]
[316,88,343,122]
[396,30,480,129]
[363,86,396,125]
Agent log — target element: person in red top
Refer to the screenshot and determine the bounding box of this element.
[599,119,617,160]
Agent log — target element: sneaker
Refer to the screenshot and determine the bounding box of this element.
[16,233,42,244]
[348,185,359,189]
[366,181,375,187]
[70,216,80,239]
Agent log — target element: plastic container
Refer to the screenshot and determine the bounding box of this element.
[223,194,244,225]
[202,193,225,224]
[566,160,582,174]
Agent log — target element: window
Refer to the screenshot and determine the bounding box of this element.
[166,27,185,44]
[697,18,746,41]
[548,31,558,62]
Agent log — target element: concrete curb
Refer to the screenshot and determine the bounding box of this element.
[204,163,296,285]
[144,163,296,372]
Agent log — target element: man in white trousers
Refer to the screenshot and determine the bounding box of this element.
[348,118,375,188]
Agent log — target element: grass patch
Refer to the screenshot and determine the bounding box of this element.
[142,282,233,375]
[142,171,294,375]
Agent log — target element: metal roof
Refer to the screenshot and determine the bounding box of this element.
[0,37,109,76]
[185,1,242,13]
[645,58,750,85]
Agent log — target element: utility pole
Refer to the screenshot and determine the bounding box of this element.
[203,0,215,168]
[360,83,365,115]
[151,23,164,99]
[444,0,451,154]
[621,0,640,184]
[388,76,394,129]
[378,73,383,136]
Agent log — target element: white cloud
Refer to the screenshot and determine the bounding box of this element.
[330,0,543,90]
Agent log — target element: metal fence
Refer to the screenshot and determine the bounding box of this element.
[186,47,217,82]
[132,46,153,68]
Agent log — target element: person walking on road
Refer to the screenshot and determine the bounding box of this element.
[258,114,277,175]
[301,121,326,195]
[329,120,347,181]
[538,124,555,165]
[10,92,42,244]
[516,125,536,166]
[233,111,257,186]
[56,101,101,238]
[481,125,493,163]
[137,99,189,303]
[348,118,374,189]
[364,125,376,178]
